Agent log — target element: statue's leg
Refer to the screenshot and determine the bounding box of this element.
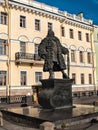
[49,69,54,79]
[48,62,55,79]
[61,70,69,79]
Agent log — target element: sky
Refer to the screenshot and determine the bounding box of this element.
[36,0,98,25]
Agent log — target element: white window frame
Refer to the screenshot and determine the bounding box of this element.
[20,71,27,86]
[34,71,43,84]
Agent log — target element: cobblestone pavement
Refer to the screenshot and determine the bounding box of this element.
[86,123,98,130]
[0,119,38,130]
[1,103,98,130]
[0,103,39,130]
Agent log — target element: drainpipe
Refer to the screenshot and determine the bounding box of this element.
[60,19,70,77]
[5,0,11,103]
[90,28,96,93]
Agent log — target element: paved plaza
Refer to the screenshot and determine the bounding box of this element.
[0,103,98,130]
[0,120,38,130]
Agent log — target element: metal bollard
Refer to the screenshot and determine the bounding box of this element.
[40,122,55,130]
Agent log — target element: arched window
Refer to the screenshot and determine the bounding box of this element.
[71,50,76,62]
[79,51,84,63]
[87,52,92,64]
[20,41,26,53]
[0,39,7,55]
[69,45,77,63]
[78,46,85,63]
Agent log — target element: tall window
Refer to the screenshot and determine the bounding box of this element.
[48,22,52,30]
[0,12,8,25]
[20,71,27,86]
[0,39,7,55]
[35,72,42,83]
[0,71,6,86]
[87,52,92,64]
[34,44,40,60]
[89,74,92,84]
[81,73,84,84]
[86,33,90,42]
[35,19,40,31]
[35,44,39,54]
[69,29,74,39]
[61,26,65,37]
[72,73,76,84]
[97,34,98,40]
[20,15,26,28]
[71,50,75,62]
[20,41,26,53]
[78,31,82,40]
[80,51,84,63]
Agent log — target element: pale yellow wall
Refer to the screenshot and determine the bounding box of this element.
[0,6,7,34]
[0,1,96,94]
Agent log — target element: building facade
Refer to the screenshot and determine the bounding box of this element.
[94,25,98,88]
[0,0,96,98]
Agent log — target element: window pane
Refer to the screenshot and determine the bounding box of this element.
[35,72,42,83]
[35,19,40,31]
[0,39,7,55]
[81,73,84,84]
[97,34,98,40]
[20,41,26,53]
[21,71,27,86]
[35,44,39,54]
[80,51,84,63]
[89,74,92,84]
[20,16,26,28]
[72,73,76,84]
[48,22,52,30]
[61,27,65,37]
[87,52,92,64]
[0,71,6,86]
[69,29,74,39]
[0,12,7,25]
[71,50,75,62]
[86,33,89,42]
[78,31,82,40]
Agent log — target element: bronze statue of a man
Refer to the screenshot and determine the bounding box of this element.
[38,30,69,79]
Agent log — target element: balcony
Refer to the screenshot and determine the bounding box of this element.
[15,52,44,65]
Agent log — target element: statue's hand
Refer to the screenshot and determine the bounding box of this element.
[62,47,69,55]
[41,53,48,59]
[42,54,46,59]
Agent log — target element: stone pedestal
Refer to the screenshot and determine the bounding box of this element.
[38,79,73,109]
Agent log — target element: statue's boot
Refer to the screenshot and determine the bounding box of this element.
[49,70,54,79]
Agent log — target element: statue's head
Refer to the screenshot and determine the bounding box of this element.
[47,29,54,37]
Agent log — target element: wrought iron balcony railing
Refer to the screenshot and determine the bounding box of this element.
[15,52,43,64]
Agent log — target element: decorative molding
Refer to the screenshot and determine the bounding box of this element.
[33,37,42,44]
[78,46,85,51]
[69,45,77,50]
[86,48,92,52]
[18,35,29,42]
[0,0,93,30]
[65,19,93,30]
[0,33,8,39]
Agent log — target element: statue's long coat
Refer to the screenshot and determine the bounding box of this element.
[38,36,68,72]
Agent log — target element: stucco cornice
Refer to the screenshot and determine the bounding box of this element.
[0,0,93,30]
